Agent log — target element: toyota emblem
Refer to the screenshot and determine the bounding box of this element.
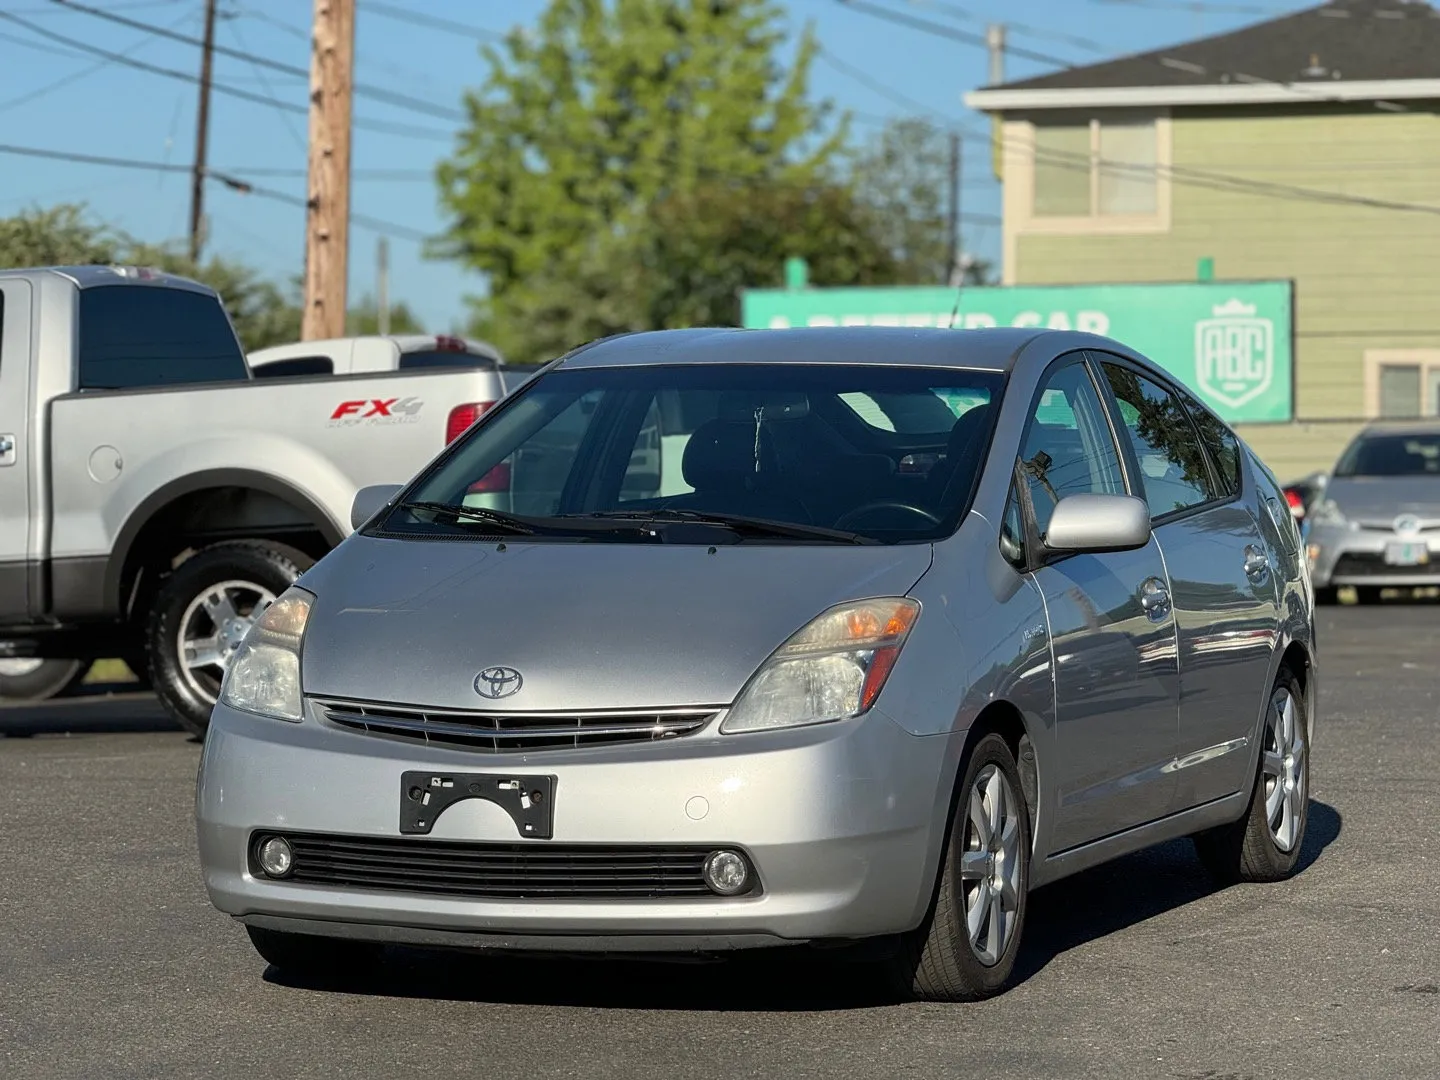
[1394,514,1422,537]
[474,666,523,699]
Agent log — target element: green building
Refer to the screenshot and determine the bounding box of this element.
[964,0,1440,479]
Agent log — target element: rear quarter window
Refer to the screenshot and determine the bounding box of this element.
[399,349,498,370]
[77,286,247,389]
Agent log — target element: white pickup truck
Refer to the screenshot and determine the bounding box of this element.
[0,265,529,733]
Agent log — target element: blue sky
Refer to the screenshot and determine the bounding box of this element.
[1,0,1313,332]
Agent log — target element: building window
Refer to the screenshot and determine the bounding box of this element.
[1032,116,1159,219]
[1365,350,1440,419]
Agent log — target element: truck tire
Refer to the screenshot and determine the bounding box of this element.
[0,658,87,702]
[148,541,313,737]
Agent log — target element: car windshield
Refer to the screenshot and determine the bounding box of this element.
[1334,432,1440,477]
[382,363,1005,544]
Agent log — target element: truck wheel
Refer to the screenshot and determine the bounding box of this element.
[0,658,87,702]
[148,541,313,737]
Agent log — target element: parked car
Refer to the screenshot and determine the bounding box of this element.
[196,326,1316,1001]
[1281,470,1327,526]
[1305,419,1440,603]
[0,265,528,729]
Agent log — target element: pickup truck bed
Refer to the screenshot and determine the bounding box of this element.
[0,265,515,732]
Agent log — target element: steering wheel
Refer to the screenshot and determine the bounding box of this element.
[834,501,942,530]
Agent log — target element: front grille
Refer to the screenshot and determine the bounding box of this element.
[317,699,718,753]
[256,832,725,899]
[1332,553,1440,578]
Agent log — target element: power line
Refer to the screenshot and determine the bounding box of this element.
[897,0,1113,57]
[0,10,454,141]
[47,0,468,122]
[360,1,505,42]
[816,46,958,127]
[0,143,432,242]
[223,13,307,153]
[832,0,1075,67]
[0,7,193,113]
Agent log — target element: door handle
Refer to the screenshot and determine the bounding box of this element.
[1139,577,1171,620]
[1243,545,1270,578]
[0,433,15,466]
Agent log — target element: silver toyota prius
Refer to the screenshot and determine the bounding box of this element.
[196,327,1317,1001]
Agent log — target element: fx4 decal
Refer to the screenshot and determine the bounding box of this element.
[329,397,425,427]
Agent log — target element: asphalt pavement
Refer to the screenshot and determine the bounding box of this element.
[3,605,1438,1080]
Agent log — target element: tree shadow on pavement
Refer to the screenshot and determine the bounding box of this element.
[1012,799,1342,986]
[262,801,1341,1011]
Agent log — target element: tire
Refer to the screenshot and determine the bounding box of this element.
[1354,585,1383,605]
[147,541,313,737]
[245,925,380,976]
[1193,668,1309,885]
[0,658,87,702]
[882,732,1031,1002]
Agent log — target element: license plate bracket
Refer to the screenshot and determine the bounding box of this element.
[1384,541,1429,567]
[399,771,556,839]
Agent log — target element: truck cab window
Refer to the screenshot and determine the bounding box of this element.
[77,286,247,390]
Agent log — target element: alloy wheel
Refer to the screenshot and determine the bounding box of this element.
[1261,685,1306,852]
[176,580,277,704]
[959,763,1023,966]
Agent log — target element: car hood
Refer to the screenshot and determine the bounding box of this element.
[297,535,934,711]
[1324,476,1440,526]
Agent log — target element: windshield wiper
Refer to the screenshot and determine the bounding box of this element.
[397,501,536,535]
[570,509,880,545]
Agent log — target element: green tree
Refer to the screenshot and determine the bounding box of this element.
[435,0,845,359]
[849,118,997,287]
[0,204,303,351]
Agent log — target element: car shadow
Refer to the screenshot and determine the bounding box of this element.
[260,800,1342,1011]
[0,687,180,737]
[1013,798,1342,985]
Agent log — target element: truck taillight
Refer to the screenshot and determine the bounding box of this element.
[1284,488,1305,518]
[446,402,494,444]
[467,463,511,493]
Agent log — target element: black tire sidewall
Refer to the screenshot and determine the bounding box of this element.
[147,542,312,737]
[944,733,1032,994]
[0,658,87,702]
[1248,668,1310,876]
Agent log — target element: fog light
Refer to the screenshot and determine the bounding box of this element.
[702,849,751,896]
[257,836,294,878]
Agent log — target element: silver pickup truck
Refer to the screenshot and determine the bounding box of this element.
[0,265,523,733]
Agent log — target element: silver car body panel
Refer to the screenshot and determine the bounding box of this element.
[195,326,1317,947]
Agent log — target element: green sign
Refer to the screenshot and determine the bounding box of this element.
[740,280,1294,423]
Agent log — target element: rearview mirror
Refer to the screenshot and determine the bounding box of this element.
[351,483,403,531]
[1042,493,1151,554]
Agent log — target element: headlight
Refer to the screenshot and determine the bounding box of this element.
[218,585,314,722]
[1308,499,1353,528]
[720,598,919,734]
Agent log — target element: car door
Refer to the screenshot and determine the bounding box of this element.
[1094,355,1279,812]
[1016,355,1180,854]
[0,279,32,621]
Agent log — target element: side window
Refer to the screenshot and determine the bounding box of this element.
[1179,388,1241,497]
[251,356,333,378]
[1100,362,1217,518]
[1020,361,1126,538]
[619,398,664,502]
[77,286,247,389]
[465,390,602,516]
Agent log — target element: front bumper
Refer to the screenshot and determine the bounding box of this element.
[196,701,958,951]
[1306,524,1440,588]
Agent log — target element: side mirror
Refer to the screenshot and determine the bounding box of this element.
[1043,493,1151,554]
[351,483,403,531]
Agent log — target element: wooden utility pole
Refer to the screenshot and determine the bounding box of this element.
[188,0,218,264]
[302,0,355,341]
[376,237,389,335]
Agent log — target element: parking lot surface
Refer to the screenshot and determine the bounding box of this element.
[2,605,1437,1080]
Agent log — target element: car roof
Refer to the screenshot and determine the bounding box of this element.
[1358,419,1440,437]
[552,326,1127,373]
[0,265,215,295]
